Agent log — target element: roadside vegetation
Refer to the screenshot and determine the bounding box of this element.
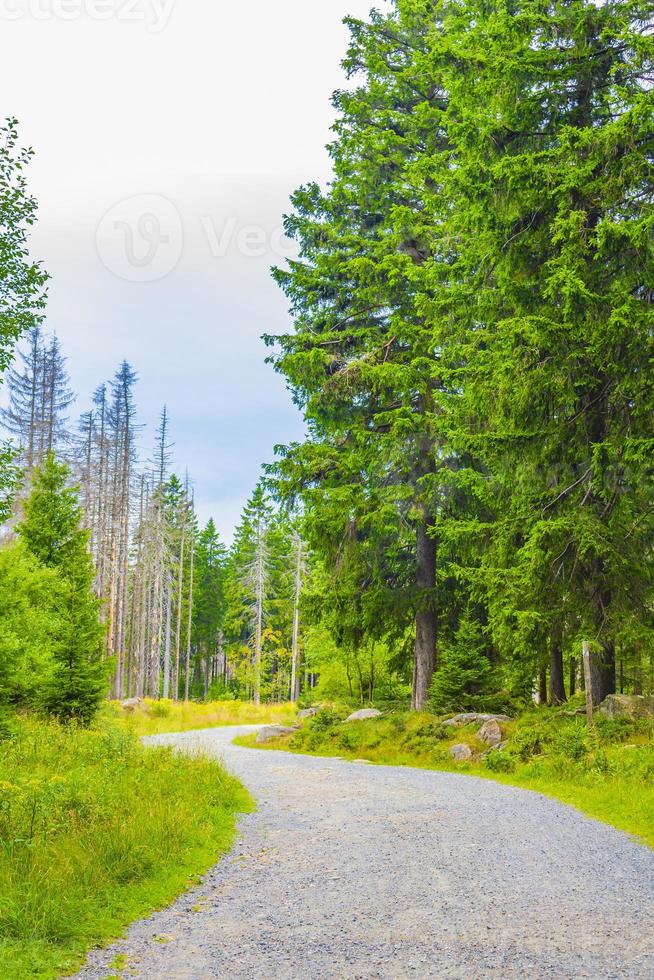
[238,703,654,848]
[0,715,251,980]
[104,698,297,737]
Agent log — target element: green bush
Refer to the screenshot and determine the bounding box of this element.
[595,716,637,744]
[485,750,516,773]
[148,701,172,718]
[551,723,589,762]
[309,707,347,732]
[510,725,550,762]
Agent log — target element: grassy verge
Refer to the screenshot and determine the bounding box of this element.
[103,698,297,737]
[0,715,252,979]
[236,704,654,848]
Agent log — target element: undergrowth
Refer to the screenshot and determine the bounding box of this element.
[0,715,251,979]
[237,703,654,848]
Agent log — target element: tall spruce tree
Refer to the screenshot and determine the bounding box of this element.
[268,3,456,709]
[432,0,654,704]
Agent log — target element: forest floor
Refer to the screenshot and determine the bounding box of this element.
[74,725,654,980]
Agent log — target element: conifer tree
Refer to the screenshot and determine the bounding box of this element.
[17,453,105,723]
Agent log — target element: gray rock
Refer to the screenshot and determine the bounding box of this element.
[255,725,298,744]
[449,743,473,761]
[599,694,654,720]
[121,697,146,713]
[443,712,510,728]
[344,708,382,723]
[481,740,509,758]
[298,707,320,719]
[478,719,504,746]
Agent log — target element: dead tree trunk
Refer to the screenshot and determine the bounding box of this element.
[412,521,437,711]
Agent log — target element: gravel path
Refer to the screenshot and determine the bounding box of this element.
[74,726,654,980]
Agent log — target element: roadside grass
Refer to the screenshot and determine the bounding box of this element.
[0,715,252,979]
[235,704,654,848]
[103,698,297,737]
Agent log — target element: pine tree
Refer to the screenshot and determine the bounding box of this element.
[432,0,654,704]
[267,4,456,709]
[16,452,105,724]
[194,519,228,699]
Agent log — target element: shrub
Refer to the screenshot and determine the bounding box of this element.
[309,707,347,732]
[552,723,589,762]
[510,725,550,762]
[485,750,516,773]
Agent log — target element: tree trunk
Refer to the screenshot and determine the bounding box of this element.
[290,534,303,703]
[184,533,194,702]
[412,522,437,711]
[569,657,577,697]
[549,639,566,704]
[539,666,548,705]
[163,583,172,699]
[585,647,604,707]
[599,638,616,703]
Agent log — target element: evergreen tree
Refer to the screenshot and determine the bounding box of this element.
[193,519,228,698]
[433,0,654,704]
[17,453,105,724]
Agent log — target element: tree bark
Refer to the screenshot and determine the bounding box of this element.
[289,533,303,704]
[412,522,437,711]
[549,639,567,704]
[539,666,548,705]
[569,657,577,697]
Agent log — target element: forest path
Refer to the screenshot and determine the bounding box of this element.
[75,725,654,980]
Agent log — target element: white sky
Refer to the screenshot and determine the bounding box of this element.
[1,0,376,540]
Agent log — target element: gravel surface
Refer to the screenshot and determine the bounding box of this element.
[74,725,654,980]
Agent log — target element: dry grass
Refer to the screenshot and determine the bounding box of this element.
[102,698,298,737]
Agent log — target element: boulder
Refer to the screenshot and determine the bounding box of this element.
[121,697,146,713]
[478,719,504,746]
[443,712,510,728]
[298,707,320,719]
[450,743,473,762]
[480,740,508,759]
[344,708,382,723]
[256,725,298,744]
[599,694,654,721]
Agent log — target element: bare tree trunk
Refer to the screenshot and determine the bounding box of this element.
[253,560,263,706]
[163,581,172,699]
[412,521,437,711]
[184,526,194,702]
[173,526,185,701]
[290,533,303,703]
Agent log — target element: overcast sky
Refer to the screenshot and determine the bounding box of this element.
[1,0,376,540]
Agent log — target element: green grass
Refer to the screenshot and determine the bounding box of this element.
[0,715,252,979]
[236,703,654,848]
[103,698,298,737]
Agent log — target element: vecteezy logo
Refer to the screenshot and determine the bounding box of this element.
[96,194,183,282]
